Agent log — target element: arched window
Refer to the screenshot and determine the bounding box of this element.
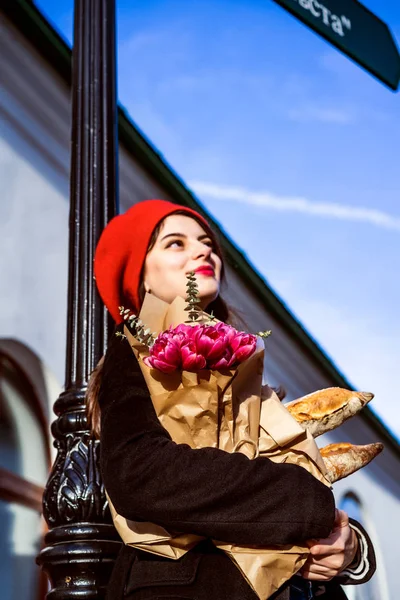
[0,340,58,600]
[340,491,388,600]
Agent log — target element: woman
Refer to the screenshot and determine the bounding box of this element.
[90,199,376,600]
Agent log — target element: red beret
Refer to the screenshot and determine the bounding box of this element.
[94,199,213,323]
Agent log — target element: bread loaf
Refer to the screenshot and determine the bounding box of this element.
[285,388,373,437]
[320,442,383,483]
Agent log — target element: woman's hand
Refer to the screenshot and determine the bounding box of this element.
[300,509,358,581]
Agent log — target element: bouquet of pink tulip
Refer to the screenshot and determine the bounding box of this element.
[143,321,257,373]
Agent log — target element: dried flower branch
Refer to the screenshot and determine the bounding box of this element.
[257,330,272,339]
[118,306,155,347]
[184,271,202,322]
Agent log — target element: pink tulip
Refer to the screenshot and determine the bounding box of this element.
[193,325,228,361]
[213,321,237,343]
[173,323,197,336]
[144,333,182,373]
[181,340,207,371]
[229,332,257,364]
[208,349,235,370]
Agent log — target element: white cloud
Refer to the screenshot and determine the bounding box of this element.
[189,181,400,232]
[287,105,354,124]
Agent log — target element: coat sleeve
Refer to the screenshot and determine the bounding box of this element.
[99,330,336,547]
[335,519,377,585]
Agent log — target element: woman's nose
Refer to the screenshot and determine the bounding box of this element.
[192,241,212,260]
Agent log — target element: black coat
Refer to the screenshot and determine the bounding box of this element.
[99,327,376,600]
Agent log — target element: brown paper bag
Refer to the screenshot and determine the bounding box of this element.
[107,294,331,599]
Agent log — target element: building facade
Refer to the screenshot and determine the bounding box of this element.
[1,3,399,599]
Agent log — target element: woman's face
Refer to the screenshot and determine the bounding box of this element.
[143,214,222,309]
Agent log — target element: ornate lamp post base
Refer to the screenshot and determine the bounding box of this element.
[37,524,121,599]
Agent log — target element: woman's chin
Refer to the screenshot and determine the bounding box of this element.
[198,286,220,311]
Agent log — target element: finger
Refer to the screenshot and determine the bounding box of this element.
[307,526,344,548]
[301,560,343,577]
[309,535,346,556]
[334,508,349,528]
[304,554,346,571]
[301,571,334,581]
[342,529,359,570]
[307,536,335,551]
[308,525,353,555]
[302,565,337,577]
[309,544,344,556]
[300,567,335,582]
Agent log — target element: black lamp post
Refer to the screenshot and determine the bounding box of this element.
[37,0,120,596]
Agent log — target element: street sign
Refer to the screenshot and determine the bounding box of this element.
[272,0,400,91]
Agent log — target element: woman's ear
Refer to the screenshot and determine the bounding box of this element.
[144,282,151,294]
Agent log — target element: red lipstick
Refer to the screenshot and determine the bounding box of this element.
[194,266,215,277]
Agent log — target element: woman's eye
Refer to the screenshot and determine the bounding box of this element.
[167,239,184,248]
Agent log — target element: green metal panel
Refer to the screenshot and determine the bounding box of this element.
[273,0,400,90]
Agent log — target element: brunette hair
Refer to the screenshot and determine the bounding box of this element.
[86,210,234,438]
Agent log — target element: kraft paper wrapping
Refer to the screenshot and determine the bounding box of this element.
[107,294,331,599]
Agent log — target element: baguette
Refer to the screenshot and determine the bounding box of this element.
[320,442,383,483]
[286,388,373,437]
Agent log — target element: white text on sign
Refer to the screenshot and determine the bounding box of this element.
[292,0,352,37]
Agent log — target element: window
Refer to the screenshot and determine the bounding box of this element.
[0,345,52,600]
[340,491,386,600]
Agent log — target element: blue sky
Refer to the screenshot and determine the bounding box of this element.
[36,0,400,439]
